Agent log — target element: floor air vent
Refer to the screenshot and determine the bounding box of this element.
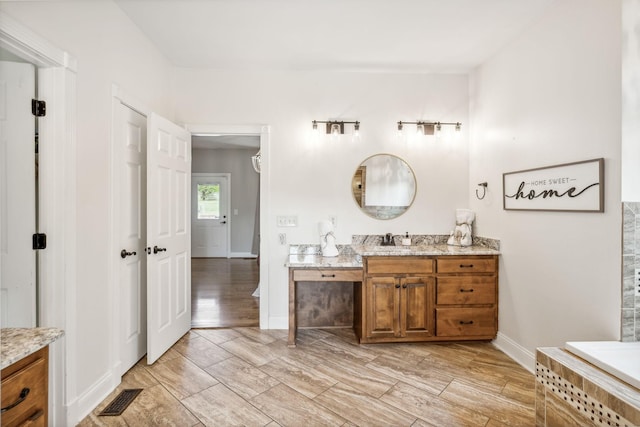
[98,389,143,416]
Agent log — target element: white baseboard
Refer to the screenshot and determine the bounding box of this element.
[230,252,258,258]
[492,332,536,374]
[67,370,119,425]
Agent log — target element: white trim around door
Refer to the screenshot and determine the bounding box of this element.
[185,123,270,329]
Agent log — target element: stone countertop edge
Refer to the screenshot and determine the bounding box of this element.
[286,239,500,268]
[1,327,65,370]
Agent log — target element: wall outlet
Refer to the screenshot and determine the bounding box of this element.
[329,215,337,228]
[278,233,287,245]
[277,215,298,227]
[636,269,640,296]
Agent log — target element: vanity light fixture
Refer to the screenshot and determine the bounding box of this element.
[312,120,360,136]
[397,120,462,136]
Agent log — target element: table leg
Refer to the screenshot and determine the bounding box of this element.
[287,269,296,347]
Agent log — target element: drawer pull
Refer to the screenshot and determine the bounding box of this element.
[459,264,474,268]
[459,288,474,293]
[395,284,401,289]
[28,409,44,422]
[459,320,474,325]
[321,274,336,278]
[1,387,30,413]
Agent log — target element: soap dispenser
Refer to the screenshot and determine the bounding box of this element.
[402,232,411,246]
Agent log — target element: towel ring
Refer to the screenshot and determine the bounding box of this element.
[476,182,488,200]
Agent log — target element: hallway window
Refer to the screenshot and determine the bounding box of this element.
[197,183,219,219]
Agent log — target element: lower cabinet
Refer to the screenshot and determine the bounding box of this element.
[364,275,434,342]
[356,254,498,344]
[1,346,48,427]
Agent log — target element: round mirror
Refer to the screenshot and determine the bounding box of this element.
[351,154,416,220]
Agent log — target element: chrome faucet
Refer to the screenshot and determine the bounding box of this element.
[381,233,395,246]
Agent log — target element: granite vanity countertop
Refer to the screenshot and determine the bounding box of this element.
[286,243,500,268]
[286,252,363,268]
[352,243,500,257]
[1,327,64,369]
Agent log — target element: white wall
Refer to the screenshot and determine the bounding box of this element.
[172,69,470,326]
[0,1,174,423]
[622,0,640,201]
[469,0,621,368]
[192,148,259,255]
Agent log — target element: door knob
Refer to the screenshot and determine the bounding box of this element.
[221,221,227,224]
[153,245,167,254]
[120,249,137,259]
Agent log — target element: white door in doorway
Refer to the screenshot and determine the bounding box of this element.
[0,61,36,327]
[191,173,229,258]
[146,113,191,364]
[116,103,147,374]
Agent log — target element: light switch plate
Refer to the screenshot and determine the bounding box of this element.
[277,215,298,227]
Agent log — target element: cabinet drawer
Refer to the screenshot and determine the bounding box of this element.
[366,257,433,275]
[437,257,496,274]
[1,349,47,427]
[436,277,496,305]
[436,308,496,337]
[293,269,362,282]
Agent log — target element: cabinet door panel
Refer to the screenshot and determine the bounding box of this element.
[366,277,398,338]
[402,277,434,338]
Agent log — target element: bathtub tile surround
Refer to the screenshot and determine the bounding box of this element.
[536,347,640,427]
[622,202,640,341]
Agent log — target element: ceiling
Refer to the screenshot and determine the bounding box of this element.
[115,0,557,73]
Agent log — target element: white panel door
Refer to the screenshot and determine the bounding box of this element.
[147,113,191,364]
[191,173,229,258]
[117,103,147,374]
[0,61,36,327]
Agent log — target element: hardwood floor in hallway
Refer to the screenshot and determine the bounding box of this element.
[191,258,259,328]
[78,327,536,426]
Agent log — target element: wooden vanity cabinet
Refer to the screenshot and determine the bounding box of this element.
[1,346,48,427]
[358,257,435,343]
[435,255,498,339]
[357,254,498,344]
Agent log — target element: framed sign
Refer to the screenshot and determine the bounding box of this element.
[503,158,604,212]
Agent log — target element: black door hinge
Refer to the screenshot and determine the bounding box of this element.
[32,233,47,250]
[32,99,46,117]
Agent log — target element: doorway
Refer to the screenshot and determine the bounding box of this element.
[189,131,262,328]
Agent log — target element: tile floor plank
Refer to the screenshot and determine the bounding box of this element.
[250,383,347,426]
[181,383,272,426]
[366,353,454,396]
[381,381,490,427]
[258,356,337,399]
[146,355,219,400]
[315,359,398,398]
[205,356,280,400]
[440,379,535,426]
[315,382,417,427]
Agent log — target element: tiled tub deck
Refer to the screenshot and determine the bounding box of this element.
[536,347,640,427]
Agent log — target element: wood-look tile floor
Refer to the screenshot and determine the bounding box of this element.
[191,258,259,328]
[78,328,536,427]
